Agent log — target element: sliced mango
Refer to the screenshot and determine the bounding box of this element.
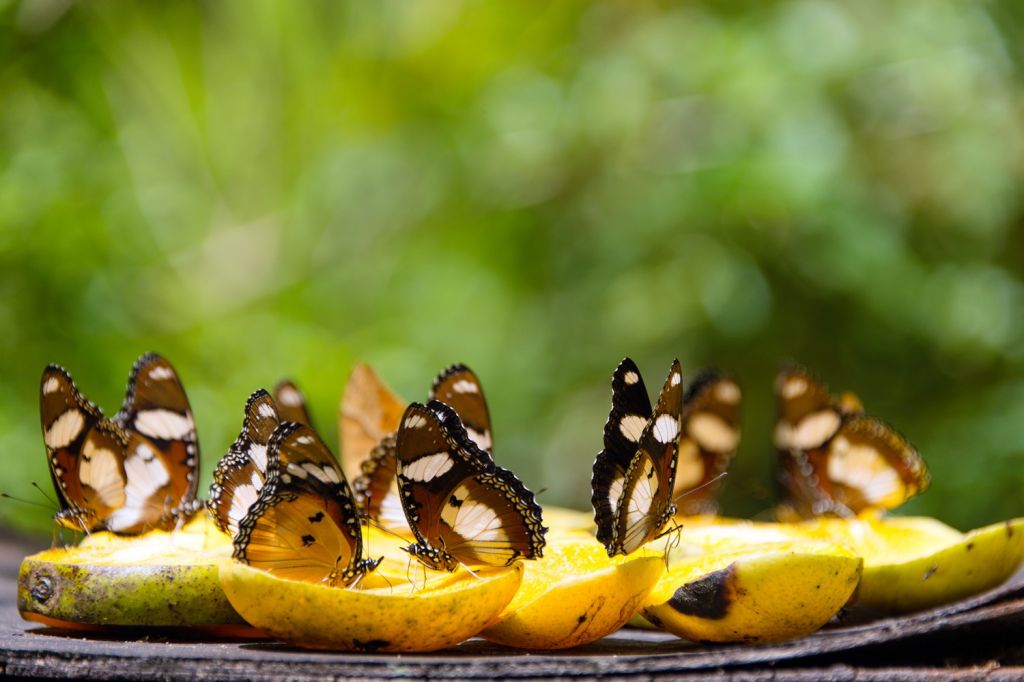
[481,539,663,649]
[18,514,245,629]
[799,516,1024,612]
[641,541,862,643]
[219,560,523,652]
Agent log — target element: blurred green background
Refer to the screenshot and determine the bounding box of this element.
[2,0,1024,536]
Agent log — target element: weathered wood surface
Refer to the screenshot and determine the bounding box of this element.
[1,532,1022,681]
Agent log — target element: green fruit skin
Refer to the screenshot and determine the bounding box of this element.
[18,557,244,627]
[858,519,1024,612]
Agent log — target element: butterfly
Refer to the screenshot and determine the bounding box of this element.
[591,358,684,556]
[339,363,407,484]
[395,400,545,571]
[349,364,494,532]
[774,365,930,519]
[39,353,200,534]
[673,370,742,516]
[208,380,317,535]
[233,421,380,586]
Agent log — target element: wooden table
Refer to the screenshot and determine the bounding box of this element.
[1,532,1022,680]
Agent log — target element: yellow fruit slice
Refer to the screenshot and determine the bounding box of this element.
[641,541,862,643]
[19,514,246,631]
[480,540,664,649]
[219,560,523,652]
[800,516,1024,612]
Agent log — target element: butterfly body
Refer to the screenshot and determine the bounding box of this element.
[39,353,199,534]
[774,366,929,519]
[396,400,545,571]
[592,358,684,557]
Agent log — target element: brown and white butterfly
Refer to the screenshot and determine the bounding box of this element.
[39,353,200,534]
[208,382,315,536]
[233,421,380,586]
[774,365,929,519]
[349,364,494,534]
[673,370,742,516]
[395,400,545,572]
[591,358,684,556]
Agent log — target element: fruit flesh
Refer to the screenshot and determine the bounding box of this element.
[480,540,664,649]
[219,560,523,652]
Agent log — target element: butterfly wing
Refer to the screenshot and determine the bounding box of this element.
[608,360,683,556]
[430,364,493,452]
[339,363,408,484]
[40,365,129,532]
[806,416,930,515]
[396,401,545,570]
[273,379,314,427]
[113,353,200,530]
[234,422,377,585]
[592,358,656,551]
[674,371,741,515]
[351,434,410,533]
[208,389,282,535]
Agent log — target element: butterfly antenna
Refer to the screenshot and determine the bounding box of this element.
[534,487,549,497]
[459,562,483,582]
[31,482,60,511]
[672,472,728,504]
[0,492,55,511]
[364,517,410,543]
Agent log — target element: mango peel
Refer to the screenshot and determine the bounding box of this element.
[18,515,245,629]
[219,561,523,652]
[481,540,663,649]
[799,516,1024,612]
[641,541,862,643]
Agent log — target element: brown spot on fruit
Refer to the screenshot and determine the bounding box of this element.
[666,563,738,620]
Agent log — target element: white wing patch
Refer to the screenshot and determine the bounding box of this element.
[781,376,809,399]
[257,402,277,419]
[828,437,903,506]
[623,371,640,385]
[776,410,841,450]
[45,410,85,449]
[443,484,505,542]
[116,442,171,530]
[623,457,657,550]
[402,452,454,481]
[670,372,681,387]
[249,443,268,473]
[43,377,61,395]
[228,476,261,529]
[277,386,302,406]
[134,409,194,441]
[714,381,741,405]
[687,412,738,452]
[608,473,625,509]
[80,439,126,507]
[404,413,427,430]
[466,427,492,452]
[146,365,175,380]
[619,415,647,443]
[653,414,680,444]
[452,379,479,394]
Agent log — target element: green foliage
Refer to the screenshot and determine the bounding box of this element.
[2,1,1023,535]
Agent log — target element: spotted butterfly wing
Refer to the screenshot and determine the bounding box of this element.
[395,400,546,571]
[591,358,655,552]
[339,363,407,484]
[208,389,283,535]
[274,379,313,427]
[774,366,929,519]
[605,360,684,556]
[41,366,131,532]
[40,354,199,534]
[233,422,379,585]
[673,371,742,516]
[430,364,492,452]
[352,363,492,533]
